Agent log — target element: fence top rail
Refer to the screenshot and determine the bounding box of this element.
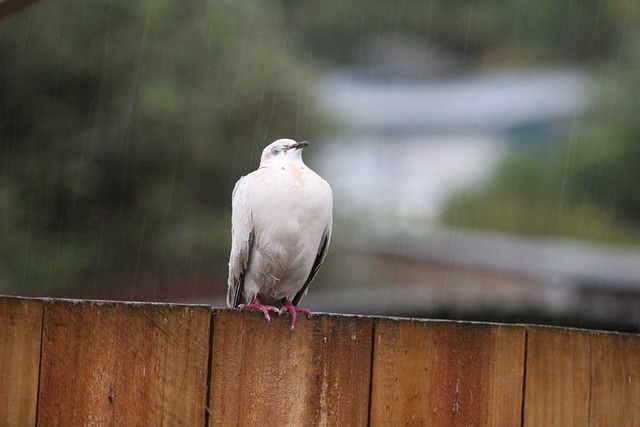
[1,294,638,337]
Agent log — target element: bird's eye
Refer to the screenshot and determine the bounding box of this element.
[271,147,281,156]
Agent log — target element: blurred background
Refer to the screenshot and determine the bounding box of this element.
[2,0,640,332]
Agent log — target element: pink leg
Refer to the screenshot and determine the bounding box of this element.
[279,299,313,330]
[239,297,280,321]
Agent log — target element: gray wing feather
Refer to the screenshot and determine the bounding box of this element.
[226,177,254,308]
[292,227,331,306]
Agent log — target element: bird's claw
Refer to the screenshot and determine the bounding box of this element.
[239,298,280,321]
[279,299,313,330]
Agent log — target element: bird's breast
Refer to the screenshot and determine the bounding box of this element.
[247,165,331,232]
[255,164,307,188]
[253,165,328,196]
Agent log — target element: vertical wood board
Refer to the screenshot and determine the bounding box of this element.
[369,319,525,426]
[0,297,43,427]
[209,309,374,426]
[37,300,211,426]
[523,327,592,426]
[589,331,640,426]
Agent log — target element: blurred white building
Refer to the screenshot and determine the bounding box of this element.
[317,68,588,221]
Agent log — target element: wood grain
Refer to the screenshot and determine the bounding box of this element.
[37,300,211,426]
[208,309,374,426]
[522,326,591,426]
[0,297,43,427]
[2,296,640,426]
[589,331,640,426]
[369,319,525,426]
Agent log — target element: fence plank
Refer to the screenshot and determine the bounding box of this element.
[369,319,525,426]
[589,332,640,425]
[0,297,43,427]
[37,300,211,426]
[522,327,591,426]
[208,309,373,426]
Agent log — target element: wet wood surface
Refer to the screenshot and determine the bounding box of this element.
[370,319,526,426]
[0,297,43,426]
[37,300,211,426]
[522,326,591,426]
[588,331,640,426]
[209,309,374,426]
[0,296,639,426]
[523,326,640,426]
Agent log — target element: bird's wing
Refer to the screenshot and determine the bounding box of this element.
[227,177,254,308]
[292,226,331,306]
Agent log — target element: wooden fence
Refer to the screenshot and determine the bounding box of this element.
[1,296,639,426]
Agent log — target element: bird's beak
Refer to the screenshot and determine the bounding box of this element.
[291,141,309,150]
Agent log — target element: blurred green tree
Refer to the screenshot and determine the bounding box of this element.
[564,38,640,222]
[281,0,619,66]
[0,0,321,294]
[441,35,640,242]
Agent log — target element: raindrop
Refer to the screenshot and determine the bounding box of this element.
[22,193,34,287]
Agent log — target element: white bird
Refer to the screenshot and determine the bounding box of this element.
[227,138,333,329]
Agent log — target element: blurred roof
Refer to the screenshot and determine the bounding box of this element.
[302,226,640,331]
[353,226,640,291]
[319,68,589,134]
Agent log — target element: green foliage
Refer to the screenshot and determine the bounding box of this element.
[282,0,620,65]
[441,4,640,243]
[442,48,640,243]
[0,0,322,292]
[564,54,640,220]
[443,153,640,243]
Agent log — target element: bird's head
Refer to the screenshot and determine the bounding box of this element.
[259,139,309,166]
